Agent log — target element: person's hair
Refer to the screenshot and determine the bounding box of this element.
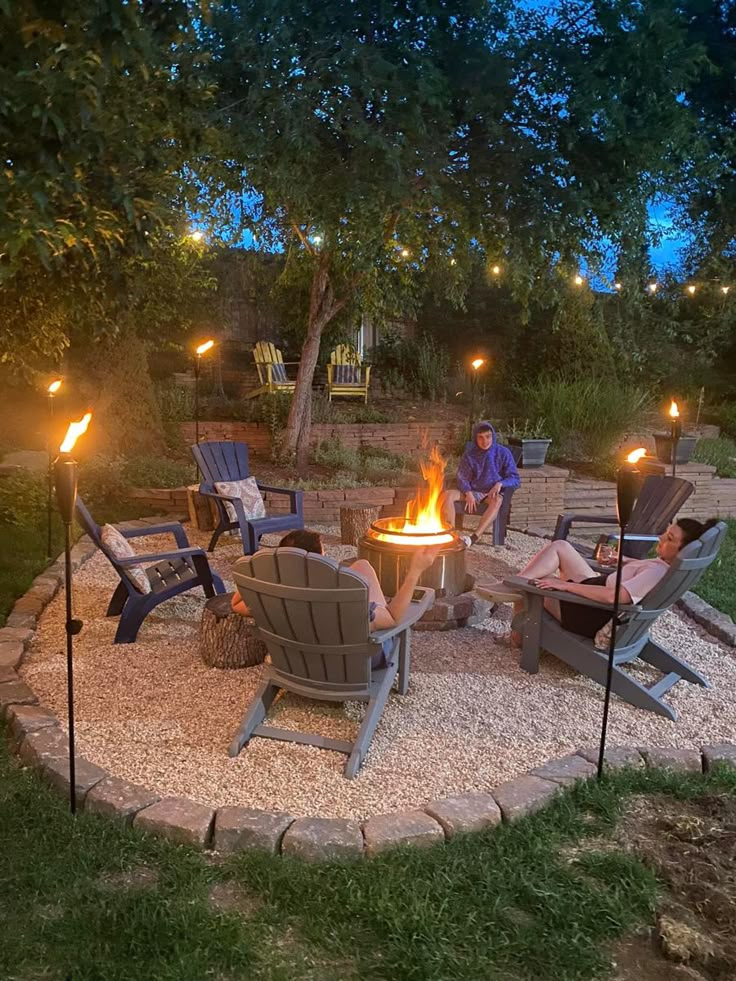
[475,423,493,434]
[675,517,719,548]
[279,529,323,553]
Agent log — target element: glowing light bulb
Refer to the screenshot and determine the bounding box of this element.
[648,282,658,294]
[614,282,622,291]
[190,230,204,242]
[574,274,584,286]
[687,285,696,295]
[491,264,501,275]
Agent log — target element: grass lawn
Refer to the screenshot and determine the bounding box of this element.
[692,517,736,620]
[2,730,735,981]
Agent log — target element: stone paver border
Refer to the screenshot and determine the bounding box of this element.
[2,517,735,861]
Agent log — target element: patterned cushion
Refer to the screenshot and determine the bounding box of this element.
[100,524,152,594]
[333,364,361,385]
[270,362,288,384]
[215,477,266,523]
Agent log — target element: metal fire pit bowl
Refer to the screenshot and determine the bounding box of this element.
[357,518,467,598]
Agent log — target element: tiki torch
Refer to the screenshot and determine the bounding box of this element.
[669,400,681,478]
[469,357,486,429]
[54,411,92,814]
[46,380,62,558]
[194,340,214,448]
[597,447,646,779]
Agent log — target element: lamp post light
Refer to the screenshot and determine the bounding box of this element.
[597,447,646,778]
[54,411,92,814]
[469,357,486,428]
[46,380,62,558]
[669,400,682,478]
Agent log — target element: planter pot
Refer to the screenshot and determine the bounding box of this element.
[508,438,552,468]
[653,434,698,465]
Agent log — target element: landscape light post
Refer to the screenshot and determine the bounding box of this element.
[46,380,62,558]
[53,411,92,814]
[597,447,646,779]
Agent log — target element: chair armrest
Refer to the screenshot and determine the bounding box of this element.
[503,576,641,614]
[116,546,207,566]
[371,587,435,642]
[257,483,302,498]
[122,523,190,549]
[553,512,618,541]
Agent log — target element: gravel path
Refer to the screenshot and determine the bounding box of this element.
[22,526,736,820]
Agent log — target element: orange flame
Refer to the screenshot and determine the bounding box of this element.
[626,447,647,464]
[471,358,485,371]
[669,399,679,419]
[59,412,92,454]
[196,339,214,356]
[375,445,455,546]
[47,379,62,395]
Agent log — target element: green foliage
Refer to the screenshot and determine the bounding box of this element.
[504,418,549,440]
[311,440,417,486]
[693,518,736,619]
[517,377,654,462]
[79,454,191,510]
[156,382,195,423]
[369,331,451,400]
[0,471,47,527]
[711,402,736,439]
[693,437,736,478]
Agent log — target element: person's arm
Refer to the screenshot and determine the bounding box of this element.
[455,452,475,494]
[370,546,440,629]
[498,446,521,490]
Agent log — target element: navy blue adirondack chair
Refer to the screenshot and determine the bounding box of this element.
[192,441,304,555]
[76,498,226,644]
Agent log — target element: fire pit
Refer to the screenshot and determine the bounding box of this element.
[356,445,490,629]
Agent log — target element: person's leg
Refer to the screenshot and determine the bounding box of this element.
[439,488,464,526]
[473,494,502,540]
[519,539,595,582]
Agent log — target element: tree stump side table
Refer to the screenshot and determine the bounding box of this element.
[198,593,267,669]
[340,504,381,546]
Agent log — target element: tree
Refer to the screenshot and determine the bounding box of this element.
[202,0,709,464]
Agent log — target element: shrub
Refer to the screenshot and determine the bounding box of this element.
[693,437,736,478]
[122,456,192,488]
[516,377,654,462]
[312,439,361,471]
[711,402,736,439]
[0,471,47,526]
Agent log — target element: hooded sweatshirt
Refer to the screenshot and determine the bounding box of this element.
[456,421,521,495]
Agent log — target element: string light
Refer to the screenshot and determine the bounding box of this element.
[614,282,622,291]
[574,274,584,286]
[687,285,696,295]
[722,286,731,295]
[648,283,658,294]
[400,248,410,258]
[491,264,501,275]
[189,230,204,242]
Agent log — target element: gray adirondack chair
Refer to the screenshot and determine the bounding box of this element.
[554,474,694,559]
[506,521,727,720]
[231,547,434,777]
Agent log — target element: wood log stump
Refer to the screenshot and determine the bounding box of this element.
[187,484,218,532]
[340,504,381,546]
[199,593,267,669]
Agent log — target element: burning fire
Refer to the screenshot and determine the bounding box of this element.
[626,447,647,464]
[669,400,679,419]
[196,340,214,356]
[59,412,92,454]
[375,445,455,546]
[47,379,62,395]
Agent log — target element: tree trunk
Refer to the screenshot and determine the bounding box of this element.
[282,258,345,460]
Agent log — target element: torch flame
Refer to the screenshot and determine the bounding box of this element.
[669,400,679,419]
[196,340,214,356]
[59,412,92,454]
[626,448,647,464]
[48,379,62,395]
[375,445,455,546]
[471,358,485,371]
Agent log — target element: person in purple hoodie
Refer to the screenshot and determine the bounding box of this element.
[440,421,520,547]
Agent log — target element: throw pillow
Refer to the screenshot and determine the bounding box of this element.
[100,524,152,594]
[334,364,361,385]
[214,476,266,524]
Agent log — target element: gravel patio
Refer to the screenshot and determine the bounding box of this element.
[20,525,736,821]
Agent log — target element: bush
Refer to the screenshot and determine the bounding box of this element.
[122,456,192,488]
[78,454,192,510]
[693,436,736,478]
[711,402,736,439]
[516,377,654,462]
[0,471,47,526]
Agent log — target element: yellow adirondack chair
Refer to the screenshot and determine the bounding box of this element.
[247,341,299,398]
[326,344,371,402]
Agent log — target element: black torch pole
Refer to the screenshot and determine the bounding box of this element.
[194,354,201,481]
[54,454,83,814]
[46,394,55,559]
[671,418,681,479]
[597,463,639,779]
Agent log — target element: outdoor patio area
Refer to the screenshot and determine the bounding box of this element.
[21,525,736,821]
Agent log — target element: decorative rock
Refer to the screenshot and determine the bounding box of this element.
[531,754,597,786]
[18,726,68,767]
[0,626,34,647]
[213,806,295,855]
[11,593,46,616]
[701,743,736,772]
[679,591,736,647]
[640,747,703,773]
[5,704,58,748]
[134,797,215,847]
[424,793,502,838]
[493,775,559,822]
[85,776,161,823]
[0,641,24,670]
[363,810,445,855]
[0,665,18,684]
[5,612,37,630]
[41,754,108,807]
[576,745,644,771]
[0,679,38,714]
[281,817,364,862]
